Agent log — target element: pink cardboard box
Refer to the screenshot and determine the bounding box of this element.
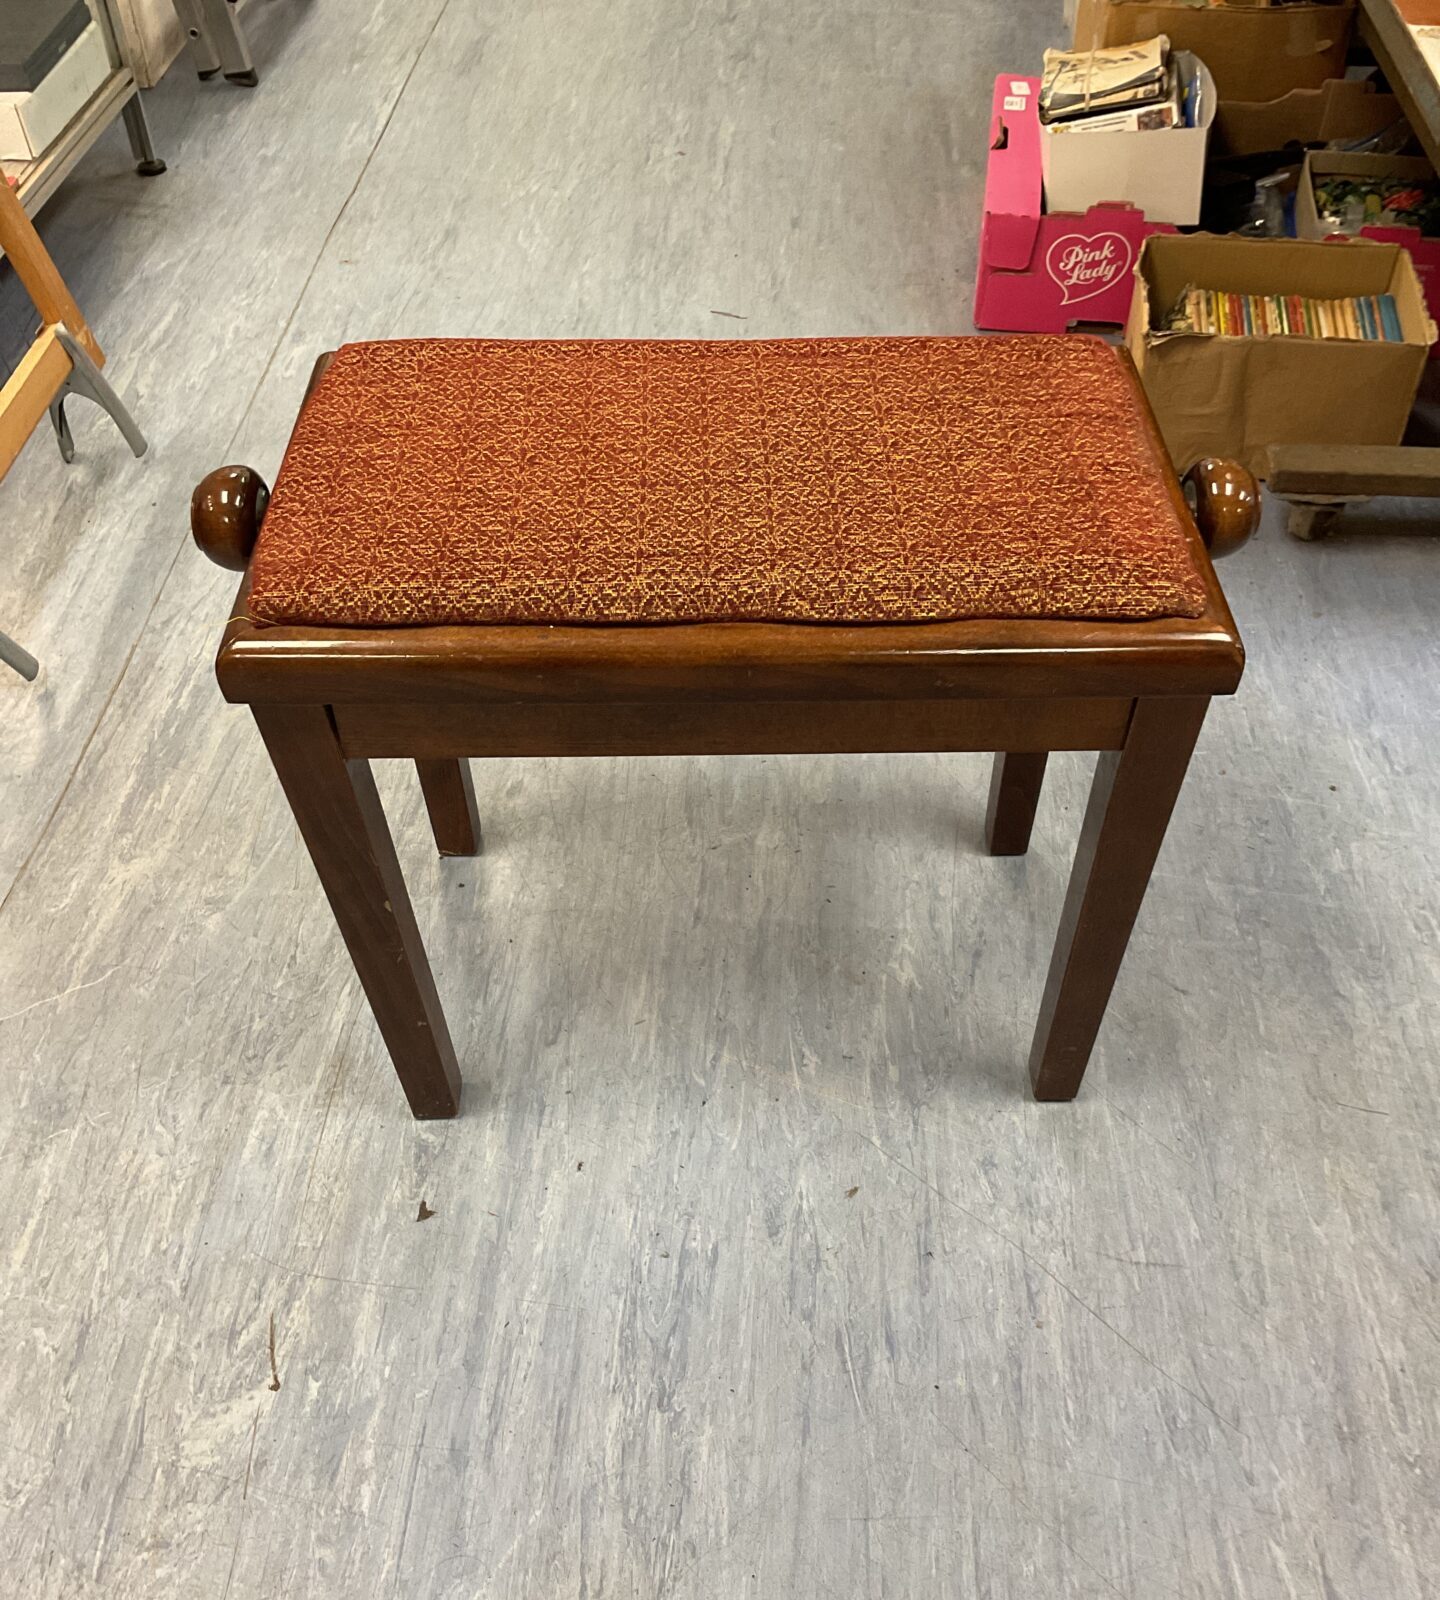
[974,75,1175,335]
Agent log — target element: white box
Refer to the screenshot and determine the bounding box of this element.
[0,23,111,162]
[1040,53,1215,227]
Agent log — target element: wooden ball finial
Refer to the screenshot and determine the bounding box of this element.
[1183,458,1260,559]
[191,465,271,570]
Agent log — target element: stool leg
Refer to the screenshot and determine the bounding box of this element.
[416,759,482,857]
[985,752,1048,856]
[254,705,462,1119]
[1028,697,1208,1102]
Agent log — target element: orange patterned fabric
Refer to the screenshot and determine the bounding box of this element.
[246,336,1207,628]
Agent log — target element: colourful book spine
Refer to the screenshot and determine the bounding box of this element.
[1181,289,1416,340]
[1379,294,1402,341]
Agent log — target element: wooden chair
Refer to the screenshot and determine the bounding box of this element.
[192,336,1258,1118]
[1,178,147,678]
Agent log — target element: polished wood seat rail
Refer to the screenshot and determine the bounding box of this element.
[194,347,1257,1120]
[330,695,1136,760]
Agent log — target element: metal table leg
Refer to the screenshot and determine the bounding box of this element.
[46,325,149,465]
[176,0,258,87]
[121,94,166,176]
[1,632,40,681]
[172,0,220,77]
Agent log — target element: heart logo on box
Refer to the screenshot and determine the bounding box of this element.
[1045,232,1132,306]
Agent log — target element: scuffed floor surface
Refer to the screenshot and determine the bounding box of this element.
[2,1,1437,1594]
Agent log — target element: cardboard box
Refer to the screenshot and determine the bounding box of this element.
[1126,234,1436,474]
[1296,149,1440,352]
[1212,78,1404,160]
[1068,0,1353,103]
[1040,53,1214,226]
[0,22,109,162]
[975,74,1177,332]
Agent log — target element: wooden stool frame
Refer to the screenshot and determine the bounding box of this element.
[1,178,147,678]
[195,353,1257,1118]
[0,179,147,481]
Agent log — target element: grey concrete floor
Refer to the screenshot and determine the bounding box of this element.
[2,2,1439,1596]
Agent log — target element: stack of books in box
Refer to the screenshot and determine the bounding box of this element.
[1036,35,1214,226]
[1040,36,1202,135]
[1165,286,1405,342]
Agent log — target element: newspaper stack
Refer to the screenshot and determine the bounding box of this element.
[1040,36,1186,134]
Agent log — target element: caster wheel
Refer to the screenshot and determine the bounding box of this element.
[136,159,167,177]
[1286,503,1341,542]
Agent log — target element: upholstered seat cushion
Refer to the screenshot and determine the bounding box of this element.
[245,335,1208,628]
